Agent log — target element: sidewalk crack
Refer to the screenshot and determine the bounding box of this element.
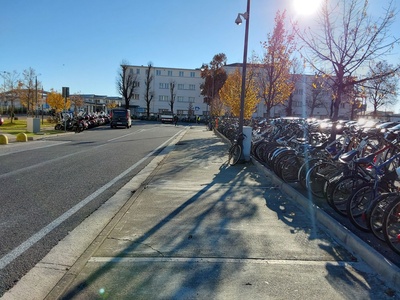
[108,237,164,256]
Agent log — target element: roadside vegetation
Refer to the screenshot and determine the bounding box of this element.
[0,116,58,137]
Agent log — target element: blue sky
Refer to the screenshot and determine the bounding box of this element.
[1,0,399,109]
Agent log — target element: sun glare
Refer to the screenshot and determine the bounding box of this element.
[293,0,321,16]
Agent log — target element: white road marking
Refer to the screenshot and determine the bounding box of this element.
[0,128,151,179]
[0,129,185,270]
[0,141,70,157]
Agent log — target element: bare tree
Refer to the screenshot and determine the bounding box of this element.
[307,73,330,118]
[3,71,20,123]
[364,61,399,118]
[295,0,400,138]
[20,68,40,116]
[187,102,194,119]
[169,81,176,114]
[116,60,138,109]
[144,62,154,119]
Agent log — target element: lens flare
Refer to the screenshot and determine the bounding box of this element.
[293,0,322,16]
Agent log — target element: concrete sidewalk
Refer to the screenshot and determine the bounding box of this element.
[3,126,399,299]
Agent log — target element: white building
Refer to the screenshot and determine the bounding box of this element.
[125,65,206,118]
[224,63,352,120]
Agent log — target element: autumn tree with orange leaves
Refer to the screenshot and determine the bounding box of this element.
[47,89,70,115]
[219,67,259,119]
[257,10,296,120]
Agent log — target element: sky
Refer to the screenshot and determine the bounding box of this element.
[1,0,400,110]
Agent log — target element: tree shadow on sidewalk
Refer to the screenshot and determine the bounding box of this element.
[60,131,265,299]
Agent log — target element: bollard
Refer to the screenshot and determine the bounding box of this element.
[0,134,8,145]
[242,126,252,161]
[16,132,28,142]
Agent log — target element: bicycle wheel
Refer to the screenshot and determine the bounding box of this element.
[367,193,398,241]
[253,140,269,162]
[267,147,288,169]
[259,143,280,166]
[229,143,242,166]
[298,158,321,190]
[273,149,295,177]
[281,155,302,183]
[346,183,387,232]
[328,175,368,216]
[324,162,352,200]
[383,198,400,255]
[306,161,337,199]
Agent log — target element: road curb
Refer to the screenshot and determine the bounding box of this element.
[43,128,189,299]
[1,128,189,300]
[251,157,400,290]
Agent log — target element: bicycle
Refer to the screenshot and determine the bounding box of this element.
[228,132,246,166]
[346,147,400,232]
[382,196,400,255]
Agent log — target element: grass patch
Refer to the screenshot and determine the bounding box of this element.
[0,117,56,136]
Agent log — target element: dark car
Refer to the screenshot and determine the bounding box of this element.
[110,109,132,128]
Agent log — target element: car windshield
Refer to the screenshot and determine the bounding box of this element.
[113,111,126,116]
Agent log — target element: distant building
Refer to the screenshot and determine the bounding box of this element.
[75,94,123,114]
[124,65,206,118]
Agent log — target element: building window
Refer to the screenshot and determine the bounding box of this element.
[177,84,184,90]
[177,109,185,115]
[177,96,184,102]
[133,81,140,88]
[133,94,140,100]
[136,69,140,74]
[190,72,195,77]
[159,95,169,101]
[293,101,303,107]
[294,89,303,95]
[159,83,169,89]
[168,70,173,76]
[156,70,161,76]
[188,97,195,103]
[179,71,184,77]
[189,84,195,90]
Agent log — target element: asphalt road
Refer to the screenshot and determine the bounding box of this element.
[0,122,181,296]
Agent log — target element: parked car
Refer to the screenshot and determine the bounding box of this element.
[110,108,132,128]
[0,115,4,126]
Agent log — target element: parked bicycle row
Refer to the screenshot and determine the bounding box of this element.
[217,116,400,257]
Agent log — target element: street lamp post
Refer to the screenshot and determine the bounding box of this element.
[236,0,251,160]
[35,76,38,118]
[35,74,42,118]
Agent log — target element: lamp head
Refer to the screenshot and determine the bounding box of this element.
[235,14,242,25]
